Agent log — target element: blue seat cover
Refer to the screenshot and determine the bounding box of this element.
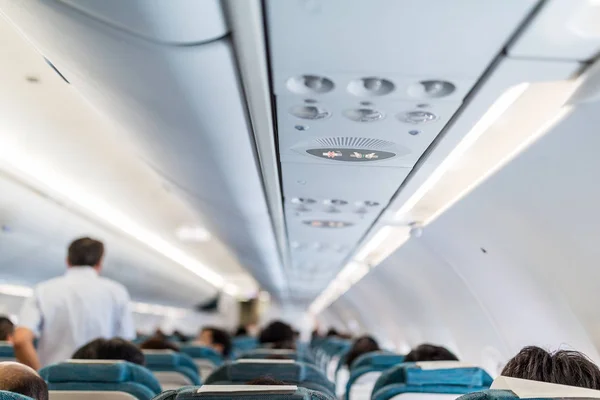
[151,386,335,400]
[0,391,34,400]
[372,364,493,400]
[180,346,224,367]
[344,352,405,400]
[0,344,15,359]
[40,361,162,400]
[144,352,201,385]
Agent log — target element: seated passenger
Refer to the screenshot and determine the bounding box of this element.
[0,362,48,400]
[501,346,600,390]
[0,317,14,342]
[404,344,458,362]
[234,326,248,337]
[196,327,232,357]
[259,321,295,348]
[139,335,180,352]
[72,338,145,365]
[346,335,380,367]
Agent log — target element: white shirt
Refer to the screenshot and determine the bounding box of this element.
[18,267,135,367]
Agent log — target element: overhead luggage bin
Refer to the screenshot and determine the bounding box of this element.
[56,0,228,44]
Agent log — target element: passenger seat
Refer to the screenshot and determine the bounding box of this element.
[40,360,162,400]
[0,342,15,361]
[0,391,36,400]
[142,350,201,390]
[456,376,600,400]
[179,345,224,381]
[372,361,492,400]
[151,384,334,400]
[346,352,405,400]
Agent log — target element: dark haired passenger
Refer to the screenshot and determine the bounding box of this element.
[197,327,232,357]
[346,336,380,368]
[501,346,600,390]
[0,317,14,342]
[234,326,248,337]
[259,321,295,347]
[404,344,459,362]
[139,335,180,352]
[14,237,135,369]
[0,362,48,400]
[72,338,145,366]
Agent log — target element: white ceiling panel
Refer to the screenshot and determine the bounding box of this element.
[266,0,538,80]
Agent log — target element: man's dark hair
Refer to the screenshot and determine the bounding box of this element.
[139,335,180,352]
[204,327,232,357]
[271,340,296,350]
[246,377,286,385]
[326,328,339,337]
[72,338,145,365]
[404,344,459,362]
[259,321,294,345]
[235,326,248,337]
[68,237,104,267]
[0,317,14,341]
[0,362,48,400]
[346,336,380,367]
[501,346,600,389]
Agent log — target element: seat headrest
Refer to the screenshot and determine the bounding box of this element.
[229,360,304,381]
[40,360,161,394]
[351,351,404,370]
[373,363,493,397]
[0,391,33,400]
[491,376,600,398]
[0,343,14,358]
[152,385,335,400]
[143,351,196,370]
[180,346,223,365]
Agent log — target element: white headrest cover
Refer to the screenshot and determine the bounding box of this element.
[64,359,124,365]
[237,359,295,364]
[197,385,298,394]
[491,376,600,398]
[416,361,476,370]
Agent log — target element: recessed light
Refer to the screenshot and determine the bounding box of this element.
[324,199,348,206]
[290,105,331,120]
[287,75,334,94]
[291,197,316,204]
[295,125,309,131]
[175,225,211,242]
[408,80,456,98]
[358,200,380,207]
[343,108,385,122]
[397,110,439,125]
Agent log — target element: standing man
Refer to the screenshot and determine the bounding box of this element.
[13,237,135,369]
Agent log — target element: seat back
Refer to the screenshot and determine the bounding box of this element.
[238,349,315,365]
[0,391,34,400]
[179,345,223,381]
[345,352,405,400]
[0,342,15,361]
[205,360,335,397]
[232,337,258,353]
[151,385,335,400]
[40,360,162,400]
[142,350,201,389]
[372,362,493,400]
[456,376,600,400]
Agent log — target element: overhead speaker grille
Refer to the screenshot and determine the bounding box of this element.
[292,137,410,162]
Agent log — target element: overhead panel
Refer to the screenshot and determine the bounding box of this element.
[266,0,539,301]
[509,0,600,61]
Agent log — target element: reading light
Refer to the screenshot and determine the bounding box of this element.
[310,75,584,315]
[0,142,227,290]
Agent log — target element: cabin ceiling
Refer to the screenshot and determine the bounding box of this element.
[0,0,599,309]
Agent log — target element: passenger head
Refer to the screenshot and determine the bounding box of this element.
[72,338,145,365]
[259,321,294,345]
[270,340,296,350]
[67,237,104,270]
[246,377,286,385]
[0,362,48,400]
[326,328,339,337]
[139,335,180,352]
[198,327,232,357]
[235,326,248,337]
[0,317,15,342]
[404,344,459,362]
[346,335,380,367]
[501,346,600,389]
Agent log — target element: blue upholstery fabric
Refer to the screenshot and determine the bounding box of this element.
[40,361,162,400]
[344,352,405,400]
[232,337,259,352]
[0,344,15,359]
[371,364,493,400]
[151,386,335,400]
[180,346,224,367]
[144,352,201,385]
[456,389,544,400]
[205,361,335,397]
[0,391,33,400]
